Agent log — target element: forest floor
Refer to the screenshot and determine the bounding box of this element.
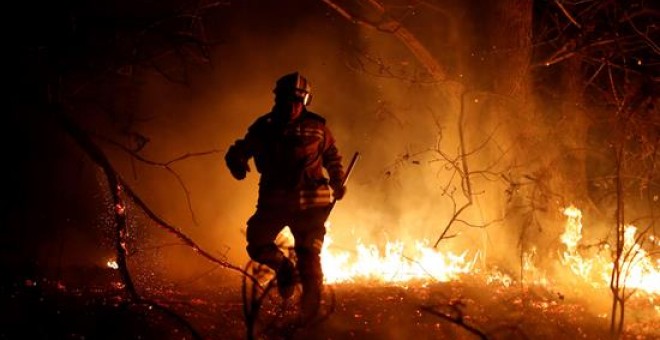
[1,266,658,340]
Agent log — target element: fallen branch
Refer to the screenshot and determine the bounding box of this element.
[420,304,488,339]
[52,102,258,338]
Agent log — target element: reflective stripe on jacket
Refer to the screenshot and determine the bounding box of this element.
[229,109,344,210]
[257,187,332,210]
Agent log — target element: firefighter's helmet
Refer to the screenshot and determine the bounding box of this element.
[274,72,312,106]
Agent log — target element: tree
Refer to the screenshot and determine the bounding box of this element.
[533,0,659,334]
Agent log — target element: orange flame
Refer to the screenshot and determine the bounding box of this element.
[107,259,119,270]
[275,225,476,284]
[268,223,476,284]
[321,234,476,284]
[559,206,660,294]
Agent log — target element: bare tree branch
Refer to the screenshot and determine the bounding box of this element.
[322,0,447,81]
[554,0,582,29]
[94,133,220,225]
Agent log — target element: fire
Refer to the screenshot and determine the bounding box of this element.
[321,234,476,283]
[312,206,659,292]
[559,206,598,282]
[559,206,660,295]
[107,259,119,269]
[275,225,476,284]
[617,225,660,292]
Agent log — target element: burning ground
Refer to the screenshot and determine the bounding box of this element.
[2,206,658,339]
[2,264,657,339]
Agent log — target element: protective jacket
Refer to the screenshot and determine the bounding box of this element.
[226,108,344,210]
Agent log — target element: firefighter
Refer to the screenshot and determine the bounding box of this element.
[225,71,346,322]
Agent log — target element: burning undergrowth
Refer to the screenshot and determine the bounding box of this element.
[317,205,659,293]
[253,203,659,338]
[4,265,657,339]
[4,202,657,339]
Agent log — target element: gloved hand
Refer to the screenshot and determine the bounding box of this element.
[228,161,250,180]
[225,145,250,180]
[330,180,346,200]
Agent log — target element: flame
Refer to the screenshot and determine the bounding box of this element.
[486,269,514,287]
[617,225,660,293]
[321,235,476,283]
[107,259,119,269]
[522,247,550,286]
[559,206,660,295]
[275,225,475,284]
[100,203,660,303]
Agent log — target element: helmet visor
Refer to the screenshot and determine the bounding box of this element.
[296,90,312,106]
[277,89,312,106]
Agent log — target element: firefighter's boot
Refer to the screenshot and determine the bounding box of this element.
[276,258,296,300]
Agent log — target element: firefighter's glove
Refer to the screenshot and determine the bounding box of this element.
[225,145,250,180]
[330,180,346,200]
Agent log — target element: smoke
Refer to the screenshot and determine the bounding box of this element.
[112,0,605,283]
[125,1,516,276]
[8,3,658,338]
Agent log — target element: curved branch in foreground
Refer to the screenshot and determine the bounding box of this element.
[95,133,220,226]
[122,180,253,278]
[55,103,254,278]
[52,103,260,338]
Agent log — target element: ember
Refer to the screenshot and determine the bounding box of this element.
[106,260,119,270]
